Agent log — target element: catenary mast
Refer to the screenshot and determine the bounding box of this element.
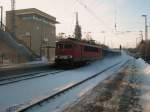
[11,0,16,37]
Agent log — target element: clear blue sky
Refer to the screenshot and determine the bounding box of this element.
[0,0,150,48]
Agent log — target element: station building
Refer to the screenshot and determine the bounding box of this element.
[6,8,59,63]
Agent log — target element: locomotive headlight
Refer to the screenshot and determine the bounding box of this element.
[68,55,72,58]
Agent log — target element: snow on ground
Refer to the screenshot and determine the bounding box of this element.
[61,66,131,112]
[0,53,131,111]
[135,58,150,112]
[23,55,131,112]
[59,59,150,112]
[60,58,150,112]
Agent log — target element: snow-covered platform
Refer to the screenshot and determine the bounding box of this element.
[62,58,150,112]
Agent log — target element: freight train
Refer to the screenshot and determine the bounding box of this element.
[55,38,121,65]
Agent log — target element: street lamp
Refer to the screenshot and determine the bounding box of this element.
[139,30,144,41]
[142,15,148,40]
[142,15,148,61]
[136,31,144,47]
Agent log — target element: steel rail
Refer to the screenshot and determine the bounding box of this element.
[17,60,130,112]
[0,70,65,86]
[0,70,52,81]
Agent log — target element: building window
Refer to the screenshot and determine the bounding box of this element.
[25,32,31,36]
[22,15,55,26]
[36,26,40,30]
[22,16,33,20]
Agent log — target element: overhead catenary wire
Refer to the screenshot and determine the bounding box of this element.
[75,0,115,32]
[76,0,138,35]
[75,0,133,37]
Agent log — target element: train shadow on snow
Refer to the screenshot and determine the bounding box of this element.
[52,62,90,70]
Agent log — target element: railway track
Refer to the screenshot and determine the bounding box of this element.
[0,70,65,86]
[15,60,130,112]
[0,63,87,86]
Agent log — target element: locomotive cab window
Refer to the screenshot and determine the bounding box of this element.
[64,44,72,49]
[57,44,63,48]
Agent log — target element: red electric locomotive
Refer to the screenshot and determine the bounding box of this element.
[55,38,102,64]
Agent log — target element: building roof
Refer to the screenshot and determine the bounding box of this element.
[7,8,59,24]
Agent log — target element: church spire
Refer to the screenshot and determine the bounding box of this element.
[76,12,79,25]
[74,12,82,40]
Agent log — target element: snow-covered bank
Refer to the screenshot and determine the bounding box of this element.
[135,58,150,112]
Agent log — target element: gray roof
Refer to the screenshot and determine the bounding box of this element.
[7,8,59,24]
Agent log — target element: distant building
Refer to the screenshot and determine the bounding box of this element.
[6,8,59,62]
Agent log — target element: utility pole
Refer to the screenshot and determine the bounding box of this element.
[142,15,148,40]
[11,0,16,37]
[0,6,3,29]
[136,35,143,48]
[142,15,148,62]
[139,30,143,41]
[114,0,117,31]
